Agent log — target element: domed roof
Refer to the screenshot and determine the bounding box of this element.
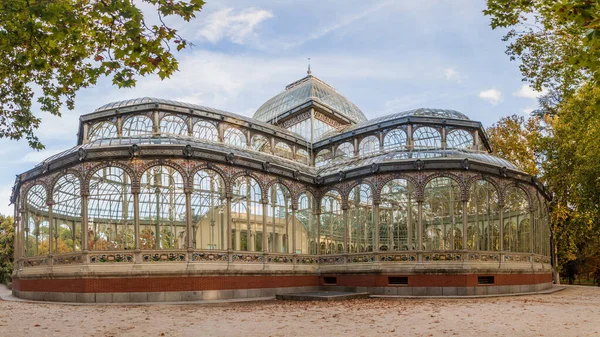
[253,74,367,124]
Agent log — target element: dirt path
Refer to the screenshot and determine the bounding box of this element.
[1,286,599,337]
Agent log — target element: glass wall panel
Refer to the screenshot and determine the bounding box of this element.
[231,176,262,251]
[413,127,441,149]
[358,136,379,156]
[297,192,317,254]
[191,170,225,250]
[224,127,247,148]
[287,119,312,141]
[122,115,153,137]
[139,166,186,249]
[160,115,188,136]
[24,185,49,256]
[384,129,407,151]
[447,129,474,149]
[193,121,218,141]
[296,149,309,165]
[467,180,499,251]
[534,195,542,255]
[52,174,82,253]
[348,184,374,252]
[503,187,530,253]
[315,149,332,167]
[313,119,336,141]
[274,142,294,160]
[251,134,271,153]
[334,142,354,161]
[89,121,117,142]
[88,167,134,250]
[423,177,463,250]
[267,184,291,253]
[380,179,417,251]
[320,190,343,254]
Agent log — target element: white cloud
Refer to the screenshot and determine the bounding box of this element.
[0,184,15,216]
[198,8,273,45]
[514,84,548,99]
[479,89,502,105]
[444,67,465,83]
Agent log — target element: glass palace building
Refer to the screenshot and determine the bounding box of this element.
[11,71,553,302]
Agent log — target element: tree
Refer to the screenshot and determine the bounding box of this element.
[0,0,205,149]
[484,1,600,96]
[486,114,543,176]
[0,215,14,285]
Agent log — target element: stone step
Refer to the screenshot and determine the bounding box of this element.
[276,291,370,301]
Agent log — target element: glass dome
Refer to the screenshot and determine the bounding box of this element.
[253,75,367,124]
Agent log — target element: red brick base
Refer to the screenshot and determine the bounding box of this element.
[320,273,552,287]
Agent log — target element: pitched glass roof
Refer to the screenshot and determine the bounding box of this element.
[253,75,367,124]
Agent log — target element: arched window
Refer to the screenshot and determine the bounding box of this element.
[160,115,188,136]
[267,184,291,253]
[275,142,293,160]
[380,179,417,251]
[334,142,354,161]
[88,167,134,250]
[348,184,374,253]
[191,169,225,250]
[251,134,271,153]
[503,187,530,253]
[467,180,499,251]
[88,121,117,143]
[297,192,317,254]
[296,149,309,165]
[358,136,380,156]
[24,185,49,256]
[122,115,153,137]
[413,127,441,149]
[534,195,542,255]
[447,129,474,149]
[139,166,186,249]
[193,121,218,141]
[320,190,343,254]
[52,174,82,253]
[231,176,262,251]
[224,127,246,148]
[384,129,407,151]
[423,177,463,250]
[315,149,332,167]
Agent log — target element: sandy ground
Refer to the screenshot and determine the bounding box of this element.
[1,286,599,337]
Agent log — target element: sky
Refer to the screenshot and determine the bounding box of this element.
[0,0,546,215]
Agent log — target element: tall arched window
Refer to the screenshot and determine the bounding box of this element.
[193,121,218,141]
[139,166,186,249]
[274,142,293,160]
[534,194,543,255]
[297,192,317,254]
[315,149,332,167]
[358,136,380,156]
[267,184,291,253]
[423,177,463,250]
[320,190,343,254]
[52,174,82,253]
[334,142,354,161]
[191,169,225,250]
[413,127,441,149]
[160,115,188,136]
[231,176,262,251]
[348,184,374,253]
[24,185,49,256]
[503,187,530,253]
[251,134,271,153]
[467,180,499,251]
[447,129,473,149]
[384,129,407,151]
[296,149,309,165]
[88,121,117,143]
[224,127,247,148]
[88,167,134,250]
[380,179,417,251]
[122,115,153,137]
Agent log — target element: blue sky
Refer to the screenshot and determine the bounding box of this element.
[0,0,545,215]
